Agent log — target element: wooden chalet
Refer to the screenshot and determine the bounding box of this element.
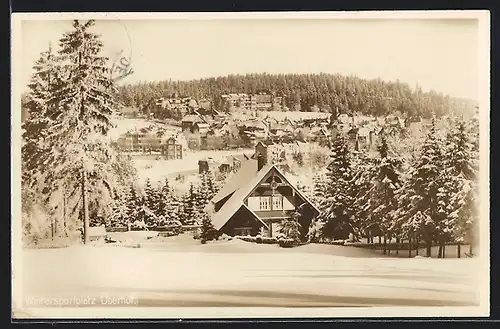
[205,155,320,239]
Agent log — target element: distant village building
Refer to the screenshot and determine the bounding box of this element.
[119,106,140,118]
[153,94,197,118]
[253,139,316,168]
[117,130,159,153]
[181,114,207,133]
[117,129,185,158]
[160,136,183,160]
[221,92,280,111]
[204,157,320,238]
[198,98,212,111]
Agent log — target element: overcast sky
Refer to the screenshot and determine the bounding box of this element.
[20,17,480,100]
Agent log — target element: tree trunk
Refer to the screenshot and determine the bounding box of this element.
[378,236,381,244]
[457,242,461,258]
[408,236,412,258]
[415,235,419,256]
[442,243,446,259]
[426,240,432,257]
[383,235,387,255]
[469,244,474,257]
[62,193,68,237]
[51,216,55,240]
[82,170,90,245]
[54,210,58,237]
[387,235,391,255]
[438,244,443,258]
[396,237,399,255]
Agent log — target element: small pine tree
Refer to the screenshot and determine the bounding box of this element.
[180,183,197,225]
[280,211,302,242]
[156,177,181,226]
[125,184,140,228]
[143,179,157,211]
[199,210,217,243]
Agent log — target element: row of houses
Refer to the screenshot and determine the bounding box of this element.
[155,93,212,114]
[197,138,321,177]
[117,93,215,120]
[115,106,436,156]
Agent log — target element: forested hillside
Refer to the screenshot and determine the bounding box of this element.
[117,73,477,118]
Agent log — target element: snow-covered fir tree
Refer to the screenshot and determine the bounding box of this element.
[179,183,197,225]
[356,135,402,248]
[23,20,125,243]
[109,185,129,228]
[125,184,141,227]
[143,179,158,213]
[107,148,138,227]
[194,171,216,222]
[444,117,479,255]
[317,132,358,240]
[350,148,377,242]
[141,179,159,227]
[156,177,181,226]
[394,116,446,256]
[199,210,217,244]
[280,211,302,242]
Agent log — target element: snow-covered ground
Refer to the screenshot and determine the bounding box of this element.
[133,148,254,188]
[20,235,479,311]
[108,118,180,140]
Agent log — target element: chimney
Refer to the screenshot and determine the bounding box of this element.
[257,152,266,171]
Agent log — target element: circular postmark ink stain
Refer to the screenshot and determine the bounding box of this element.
[97,17,134,83]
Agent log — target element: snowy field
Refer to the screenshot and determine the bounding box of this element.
[133,148,254,187]
[108,118,180,140]
[20,235,479,309]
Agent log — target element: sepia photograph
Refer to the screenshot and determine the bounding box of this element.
[11,11,490,319]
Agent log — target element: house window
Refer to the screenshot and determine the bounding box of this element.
[272,196,283,210]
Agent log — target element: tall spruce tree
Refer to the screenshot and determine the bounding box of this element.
[445,118,478,256]
[395,116,445,256]
[361,136,401,249]
[317,132,358,240]
[26,20,122,244]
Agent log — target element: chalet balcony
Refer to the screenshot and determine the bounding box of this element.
[252,209,295,221]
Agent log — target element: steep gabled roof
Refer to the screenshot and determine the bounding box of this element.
[208,162,273,230]
[210,159,259,205]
